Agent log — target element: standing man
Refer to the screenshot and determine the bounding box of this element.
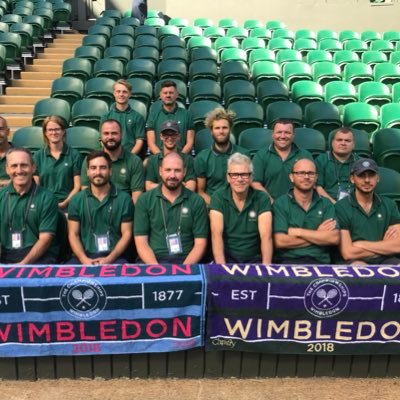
[100,79,146,155]
[315,128,358,204]
[81,119,144,204]
[0,116,11,187]
[146,80,195,155]
[273,158,339,264]
[145,120,196,191]
[68,151,134,265]
[134,152,208,264]
[210,153,273,264]
[252,119,313,201]
[194,107,250,205]
[0,148,59,264]
[336,158,400,265]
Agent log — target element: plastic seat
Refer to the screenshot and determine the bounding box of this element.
[389,51,400,66]
[266,20,286,31]
[304,102,341,139]
[220,48,247,63]
[10,22,33,54]
[238,128,272,156]
[333,50,360,70]
[361,30,381,45]
[190,47,217,64]
[144,17,165,27]
[128,99,148,120]
[161,34,185,49]
[23,14,45,44]
[0,22,9,34]
[228,100,264,140]
[343,62,373,86]
[194,128,213,155]
[370,39,394,56]
[311,61,342,85]
[226,27,248,44]
[194,17,214,29]
[109,34,135,51]
[339,30,360,43]
[214,36,239,61]
[188,100,221,132]
[391,82,400,102]
[84,77,115,107]
[103,46,131,64]
[87,24,111,44]
[189,79,221,102]
[358,81,391,107]
[317,29,338,42]
[32,98,70,126]
[267,37,292,52]
[266,101,303,128]
[2,14,22,26]
[100,9,121,23]
[157,25,180,42]
[132,46,159,64]
[82,34,107,56]
[291,80,324,110]
[380,103,400,129]
[0,32,21,65]
[293,38,317,56]
[343,39,368,56]
[203,26,225,43]
[248,48,276,67]
[187,36,212,56]
[66,126,101,154]
[93,58,123,80]
[306,49,332,65]
[220,60,249,84]
[324,81,358,109]
[275,49,302,68]
[373,128,400,170]
[282,61,312,89]
[74,45,101,65]
[32,7,52,34]
[342,102,380,135]
[249,27,271,41]
[51,76,83,108]
[376,167,400,207]
[127,77,153,108]
[13,6,32,17]
[153,78,187,103]
[12,126,44,152]
[223,80,255,106]
[318,38,342,53]
[295,29,317,41]
[134,25,157,38]
[188,59,218,81]
[272,28,294,42]
[329,128,371,158]
[383,31,400,44]
[161,46,188,63]
[71,99,108,130]
[111,24,134,37]
[95,16,116,29]
[180,26,203,43]
[126,59,156,81]
[62,57,92,82]
[374,62,400,86]
[243,19,263,30]
[218,18,238,31]
[256,80,289,114]
[294,127,326,157]
[157,59,187,81]
[168,17,189,28]
[120,16,140,28]
[362,50,387,67]
[146,10,160,18]
[251,60,281,85]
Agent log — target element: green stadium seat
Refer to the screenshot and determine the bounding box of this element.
[324,81,357,109]
[294,127,326,157]
[282,61,312,89]
[360,30,381,45]
[158,25,180,41]
[291,80,324,110]
[226,27,248,42]
[162,46,188,63]
[132,46,159,64]
[358,81,391,107]
[223,79,255,106]
[111,24,134,37]
[134,25,157,38]
[84,77,115,107]
[0,31,21,65]
[125,59,155,82]
[228,100,264,140]
[328,128,371,158]
[266,20,286,31]
[66,126,101,154]
[238,127,272,156]
[82,34,107,56]
[190,46,217,64]
[110,34,135,51]
[306,49,332,65]
[189,78,221,102]
[272,28,294,42]
[241,37,266,54]
[220,60,249,84]
[389,51,400,65]
[157,59,187,81]
[295,29,317,41]
[256,80,289,114]
[248,48,276,66]
[71,98,108,130]
[275,49,302,68]
[161,34,185,49]
[10,22,33,55]
[13,6,32,17]
[311,61,342,85]
[194,17,214,29]
[12,126,44,152]
[93,58,123,80]
[0,22,9,34]
[374,62,400,86]
[243,19,263,30]
[103,46,131,64]
[88,24,111,43]
[380,103,400,129]
[370,39,394,57]
[343,39,368,56]
[32,97,70,126]
[95,16,116,30]
[220,48,247,63]
[293,38,317,57]
[100,9,121,23]
[144,17,165,27]
[33,7,53,35]
[146,10,160,18]
[390,82,400,102]
[267,37,292,52]
[120,16,140,28]
[376,167,400,208]
[187,36,212,56]
[218,18,238,31]
[266,101,303,127]
[339,30,360,43]
[203,26,225,43]
[215,36,239,61]
[249,27,271,41]
[23,14,45,46]
[127,77,153,107]
[2,14,22,26]
[304,102,341,138]
[169,17,189,28]
[342,102,380,135]
[333,50,360,70]
[180,26,203,43]
[188,100,221,132]
[361,50,387,67]
[318,38,343,53]
[317,29,338,42]
[373,128,400,171]
[251,60,281,85]
[189,59,218,81]
[383,31,400,45]
[51,76,83,108]
[62,57,92,82]
[128,99,148,120]
[194,128,213,155]
[343,62,373,86]
[154,78,187,103]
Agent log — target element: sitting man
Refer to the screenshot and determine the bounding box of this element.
[134,152,208,264]
[68,151,134,265]
[335,158,400,265]
[210,153,273,264]
[273,158,339,264]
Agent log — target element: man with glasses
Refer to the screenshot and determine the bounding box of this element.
[273,158,339,264]
[0,116,11,187]
[210,153,273,264]
[335,158,400,265]
[252,119,313,201]
[145,120,196,191]
[68,151,134,265]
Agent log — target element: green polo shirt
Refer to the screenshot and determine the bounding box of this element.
[0,153,7,180]
[145,151,195,184]
[68,184,134,254]
[100,103,146,153]
[273,190,338,264]
[194,143,251,196]
[253,144,313,199]
[33,144,83,203]
[81,148,144,194]
[210,186,272,259]
[0,182,59,257]
[335,192,400,263]
[315,151,359,200]
[134,185,209,259]
[146,104,194,150]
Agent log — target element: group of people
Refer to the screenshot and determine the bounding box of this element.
[0,77,399,266]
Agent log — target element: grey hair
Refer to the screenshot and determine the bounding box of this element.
[227,152,253,174]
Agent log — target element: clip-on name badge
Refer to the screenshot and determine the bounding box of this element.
[166,233,183,255]
[11,231,23,249]
[95,233,110,253]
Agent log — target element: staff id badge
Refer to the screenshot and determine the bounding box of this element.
[337,187,350,201]
[95,233,110,253]
[11,231,23,249]
[166,233,183,255]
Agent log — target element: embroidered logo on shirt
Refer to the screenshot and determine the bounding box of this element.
[182,207,189,215]
[120,168,127,175]
[249,210,257,221]
[64,163,68,167]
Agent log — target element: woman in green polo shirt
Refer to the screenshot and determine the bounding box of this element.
[33,116,83,210]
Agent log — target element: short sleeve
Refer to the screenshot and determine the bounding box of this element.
[145,155,159,183]
[67,192,82,221]
[38,191,59,234]
[191,195,209,238]
[252,149,266,184]
[134,194,150,236]
[129,155,145,192]
[272,196,289,234]
[335,198,351,230]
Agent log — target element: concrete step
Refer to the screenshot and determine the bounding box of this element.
[37,53,71,60]
[4,115,32,127]
[33,58,64,65]
[0,104,34,113]
[55,35,84,42]
[0,95,47,105]
[11,79,53,87]
[43,47,75,55]
[6,87,51,96]
[20,71,61,80]
[25,64,62,73]
[47,42,80,49]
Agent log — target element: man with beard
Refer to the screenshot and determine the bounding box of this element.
[134,152,208,264]
[100,80,146,156]
[68,151,134,265]
[335,158,400,265]
[145,120,196,191]
[194,107,250,205]
[252,119,313,202]
[146,80,195,155]
[0,116,11,187]
[273,158,339,264]
[81,119,144,204]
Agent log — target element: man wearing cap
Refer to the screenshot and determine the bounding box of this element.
[81,119,144,204]
[315,128,359,204]
[335,158,400,265]
[100,79,146,155]
[134,152,208,264]
[145,120,196,191]
[273,158,339,264]
[252,119,313,201]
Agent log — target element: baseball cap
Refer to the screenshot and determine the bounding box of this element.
[351,158,378,175]
[160,120,180,134]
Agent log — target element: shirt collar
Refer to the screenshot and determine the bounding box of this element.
[45,143,69,156]
[110,103,132,113]
[155,183,189,204]
[212,142,234,155]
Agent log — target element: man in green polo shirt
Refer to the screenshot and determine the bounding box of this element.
[0,148,59,264]
[146,80,195,155]
[145,120,196,192]
[210,152,273,264]
[273,158,339,264]
[81,119,144,204]
[100,79,145,155]
[135,152,208,264]
[0,116,11,187]
[68,151,134,265]
[316,127,359,204]
[335,158,400,265]
[252,119,313,201]
[194,107,250,205]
